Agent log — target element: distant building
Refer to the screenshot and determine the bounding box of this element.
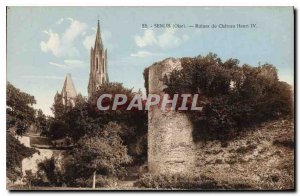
[88,20,109,98]
[54,20,108,104]
[54,73,77,107]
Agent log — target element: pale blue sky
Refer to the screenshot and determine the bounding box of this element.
[7,7,294,115]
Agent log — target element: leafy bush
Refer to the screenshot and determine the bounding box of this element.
[50,82,148,163]
[61,122,132,188]
[88,83,148,150]
[135,173,257,190]
[72,175,116,188]
[6,133,38,182]
[22,170,37,188]
[135,173,219,189]
[158,53,293,140]
[36,157,63,186]
[6,82,36,135]
[47,119,68,140]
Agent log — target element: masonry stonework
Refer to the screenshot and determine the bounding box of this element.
[147,58,197,175]
[88,20,109,98]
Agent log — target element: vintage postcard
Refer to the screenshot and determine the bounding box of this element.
[6,7,294,190]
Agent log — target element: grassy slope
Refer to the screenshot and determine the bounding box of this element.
[194,118,294,190]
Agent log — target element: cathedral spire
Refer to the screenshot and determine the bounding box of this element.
[94,20,103,50]
[88,20,108,99]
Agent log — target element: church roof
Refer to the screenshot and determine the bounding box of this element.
[61,73,77,99]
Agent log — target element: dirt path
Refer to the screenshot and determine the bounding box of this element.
[116,180,136,189]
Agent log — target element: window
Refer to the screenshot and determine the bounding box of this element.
[96,57,99,71]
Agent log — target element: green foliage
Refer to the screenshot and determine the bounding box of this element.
[35,109,48,135]
[48,94,85,140]
[49,83,147,154]
[45,83,146,187]
[47,118,68,139]
[162,53,293,140]
[37,157,62,186]
[6,82,36,135]
[62,122,132,187]
[22,170,35,188]
[89,83,147,162]
[62,94,92,141]
[72,175,116,188]
[51,93,69,119]
[164,53,232,96]
[74,122,131,175]
[89,82,134,104]
[135,173,219,189]
[6,133,38,182]
[135,173,257,190]
[50,83,147,162]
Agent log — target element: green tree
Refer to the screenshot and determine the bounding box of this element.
[70,122,132,188]
[48,93,73,139]
[88,82,148,162]
[22,170,36,188]
[37,157,62,186]
[36,109,47,135]
[62,94,91,141]
[159,53,293,140]
[49,83,147,165]
[7,82,36,135]
[6,83,38,182]
[6,133,38,182]
[48,118,68,139]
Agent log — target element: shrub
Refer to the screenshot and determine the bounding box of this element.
[6,82,36,135]
[36,157,63,186]
[73,175,116,188]
[6,133,38,182]
[159,53,293,140]
[22,170,36,188]
[135,173,257,190]
[135,173,219,189]
[61,122,132,188]
[50,82,148,163]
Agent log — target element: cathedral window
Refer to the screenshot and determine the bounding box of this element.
[96,57,99,72]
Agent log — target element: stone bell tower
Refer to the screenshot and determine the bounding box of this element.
[88,20,109,98]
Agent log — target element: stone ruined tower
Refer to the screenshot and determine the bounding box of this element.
[88,20,109,98]
[54,73,77,107]
[147,58,196,175]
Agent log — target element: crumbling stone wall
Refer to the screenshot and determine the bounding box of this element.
[147,58,196,174]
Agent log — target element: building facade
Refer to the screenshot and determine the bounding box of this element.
[88,20,109,98]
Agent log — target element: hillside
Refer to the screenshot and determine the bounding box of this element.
[194,117,294,190]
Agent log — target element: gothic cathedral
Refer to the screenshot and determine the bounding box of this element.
[88,20,109,98]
